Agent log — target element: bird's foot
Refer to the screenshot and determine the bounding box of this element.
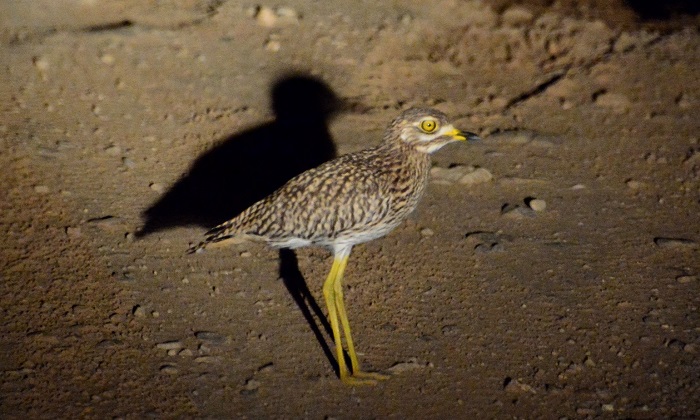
[341,370,390,386]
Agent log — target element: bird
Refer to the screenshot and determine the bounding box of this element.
[189,107,480,385]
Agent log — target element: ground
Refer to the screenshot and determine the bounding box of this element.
[1,0,699,418]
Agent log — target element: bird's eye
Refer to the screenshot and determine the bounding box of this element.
[420,119,438,133]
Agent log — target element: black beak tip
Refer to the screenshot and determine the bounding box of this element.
[463,131,481,142]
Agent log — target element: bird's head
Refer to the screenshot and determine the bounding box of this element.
[385,108,480,154]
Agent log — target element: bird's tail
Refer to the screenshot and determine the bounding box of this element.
[187,219,245,254]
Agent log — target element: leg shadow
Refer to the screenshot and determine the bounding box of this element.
[278,249,338,375]
[138,74,339,236]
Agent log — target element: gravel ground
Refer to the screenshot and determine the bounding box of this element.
[1,1,698,418]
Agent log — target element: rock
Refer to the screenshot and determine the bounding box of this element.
[156,341,183,351]
[430,165,493,186]
[386,358,427,374]
[241,378,261,395]
[501,204,535,219]
[34,185,50,194]
[430,165,471,184]
[255,6,299,27]
[441,325,460,336]
[275,7,300,23]
[420,228,434,237]
[132,305,146,318]
[87,215,126,231]
[527,198,547,212]
[160,365,178,375]
[503,377,536,394]
[104,144,121,156]
[100,53,115,65]
[458,167,493,185]
[653,237,698,249]
[195,331,228,345]
[149,182,165,193]
[501,6,534,26]
[594,92,631,112]
[676,275,696,284]
[546,78,580,99]
[122,157,136,169]
[257,362,274,373]
[255,6,277,27]
[194,356,219,363]
[264,38,281,52]
[465,231,510,253]
[626,179,644,189]
[32,56,50,71]
[65,226,82,238]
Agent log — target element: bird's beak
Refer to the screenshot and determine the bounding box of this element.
[447,128,481,142]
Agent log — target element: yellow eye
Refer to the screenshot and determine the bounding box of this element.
[420,119,438,133]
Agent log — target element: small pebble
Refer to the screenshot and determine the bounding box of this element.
[149,182,165,193]
[65,226,82,238]
[386,358,426,374]
[240,251,252,258]
[104,145,121,156]
[441,325,460,336]
[501,6,534,26]
[195,331,227,345]
[527,198,547,212]
[194,356,219,363]
[503,377,536,394]
[132,305,146,318]
[255,6,277,27]
[156,340,183,351]
[241,378,261,395]
[626,179,644,189]
[676,275,696,284]
[576,408,597,416]
[100,53,115,65]
[34,185,50,194]
[264,39,281,52]
[275,7,300,23]
[122,157,136,168]
[420,228,434,237]
[257,362,274,373]
[160,365,178,375]
[33,56,50,71]
[501,204,535,219]
[179,348,194,357]
[594,92,631,112]
[458,167,493,186]
[654,237,698,249]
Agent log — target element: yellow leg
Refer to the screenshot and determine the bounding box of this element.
[323,250,389,386]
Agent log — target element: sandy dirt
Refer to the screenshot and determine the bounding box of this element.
[1,0,699,418]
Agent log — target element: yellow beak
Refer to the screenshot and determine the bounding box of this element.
[446,128,480,142]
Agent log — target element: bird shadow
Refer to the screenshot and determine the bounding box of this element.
[138,74,344,373]
[138,74,339,234]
